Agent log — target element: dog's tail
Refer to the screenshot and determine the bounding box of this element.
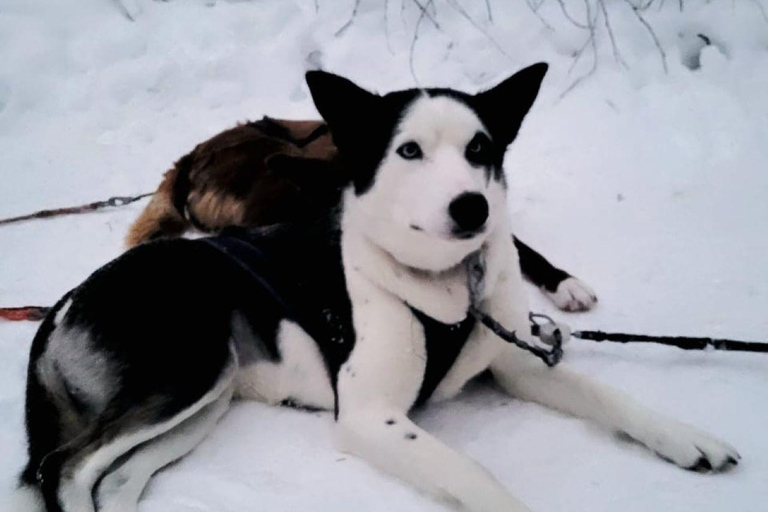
[124,163,189,249]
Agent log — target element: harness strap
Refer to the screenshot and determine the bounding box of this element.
[251,117,331,148]
[202,231,294,316]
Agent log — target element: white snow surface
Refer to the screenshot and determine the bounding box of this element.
[1,1,767,511]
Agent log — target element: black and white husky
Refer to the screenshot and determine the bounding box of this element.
[20,65,739,512]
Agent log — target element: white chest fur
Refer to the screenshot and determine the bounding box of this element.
[338,213,527,411]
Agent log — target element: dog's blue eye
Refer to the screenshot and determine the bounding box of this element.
[396,142,423,160]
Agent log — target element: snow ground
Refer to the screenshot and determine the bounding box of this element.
[1,0,767,511]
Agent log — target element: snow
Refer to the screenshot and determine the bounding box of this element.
[1,0,767,511]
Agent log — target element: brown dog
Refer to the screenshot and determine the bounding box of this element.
[126,117,597,311]
[126,118,341,247]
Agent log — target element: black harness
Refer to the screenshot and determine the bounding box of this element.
[411,308,476,407]
[202,226,478,409]
[202,228,294,316]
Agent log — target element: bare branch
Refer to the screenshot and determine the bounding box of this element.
[560,0,599,99]
[335,0,361,37]
[485,0,493,23]
[411,0,441,30]
[384,0,394,54]
[555,0,590,29]
[597,0,628,68]
[625,0,668,74]
[748,0,768,24]
[112,0,138,21]
[525,0,554,31]
[634,0,656,12]
[444,0,511,59]
[409,0,435,86]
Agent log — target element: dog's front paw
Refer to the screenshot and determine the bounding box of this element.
[545,277,597,312]
[639,421,740,472]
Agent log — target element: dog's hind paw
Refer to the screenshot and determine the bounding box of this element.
[545,277,597,312]
[641,422,741,473]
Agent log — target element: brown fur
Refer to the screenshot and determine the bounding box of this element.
[125,117,342,248]
[125,167,187,247]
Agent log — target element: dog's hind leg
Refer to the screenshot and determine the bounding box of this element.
[37,346,237,512]
[95,387,233,512]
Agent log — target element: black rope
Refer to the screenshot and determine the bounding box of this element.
[573,330,768,353]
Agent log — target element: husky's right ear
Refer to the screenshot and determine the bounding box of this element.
[305,71,381,142]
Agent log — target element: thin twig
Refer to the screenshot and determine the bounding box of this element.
[335,0,361,37]
[567,36,592,74]
[598,0,628,68]
[748,0,768,23]
[112,0,137,21]
[555,0,590,29]
[409,0,435,86]
[525,0,554,31]
[384,0,394,54]
[484,0,493,23]
[635,0,656,11]
[411,0,441,30]
[625,0,668,73]
[444,0,511,59]
[560,0,599,99]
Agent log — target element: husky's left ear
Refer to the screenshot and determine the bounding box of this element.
[472,63,548,147]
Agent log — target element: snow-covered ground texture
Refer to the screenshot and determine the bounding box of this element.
[1,0,767,510]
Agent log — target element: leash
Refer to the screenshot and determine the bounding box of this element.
[571,327,768,353]
[465,251,565,367]
[464,251,768,367]
[0,192,154,322]
[0,306,51,322]
[0,192,154,227]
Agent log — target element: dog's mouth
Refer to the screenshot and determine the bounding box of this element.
[451,226,486,240]
[409,223,486,241]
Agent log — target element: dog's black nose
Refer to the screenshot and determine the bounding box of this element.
[448,192,488,236]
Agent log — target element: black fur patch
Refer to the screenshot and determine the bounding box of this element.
[513,238,571,293]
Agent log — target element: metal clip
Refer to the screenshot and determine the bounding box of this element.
[530,312,571,347]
